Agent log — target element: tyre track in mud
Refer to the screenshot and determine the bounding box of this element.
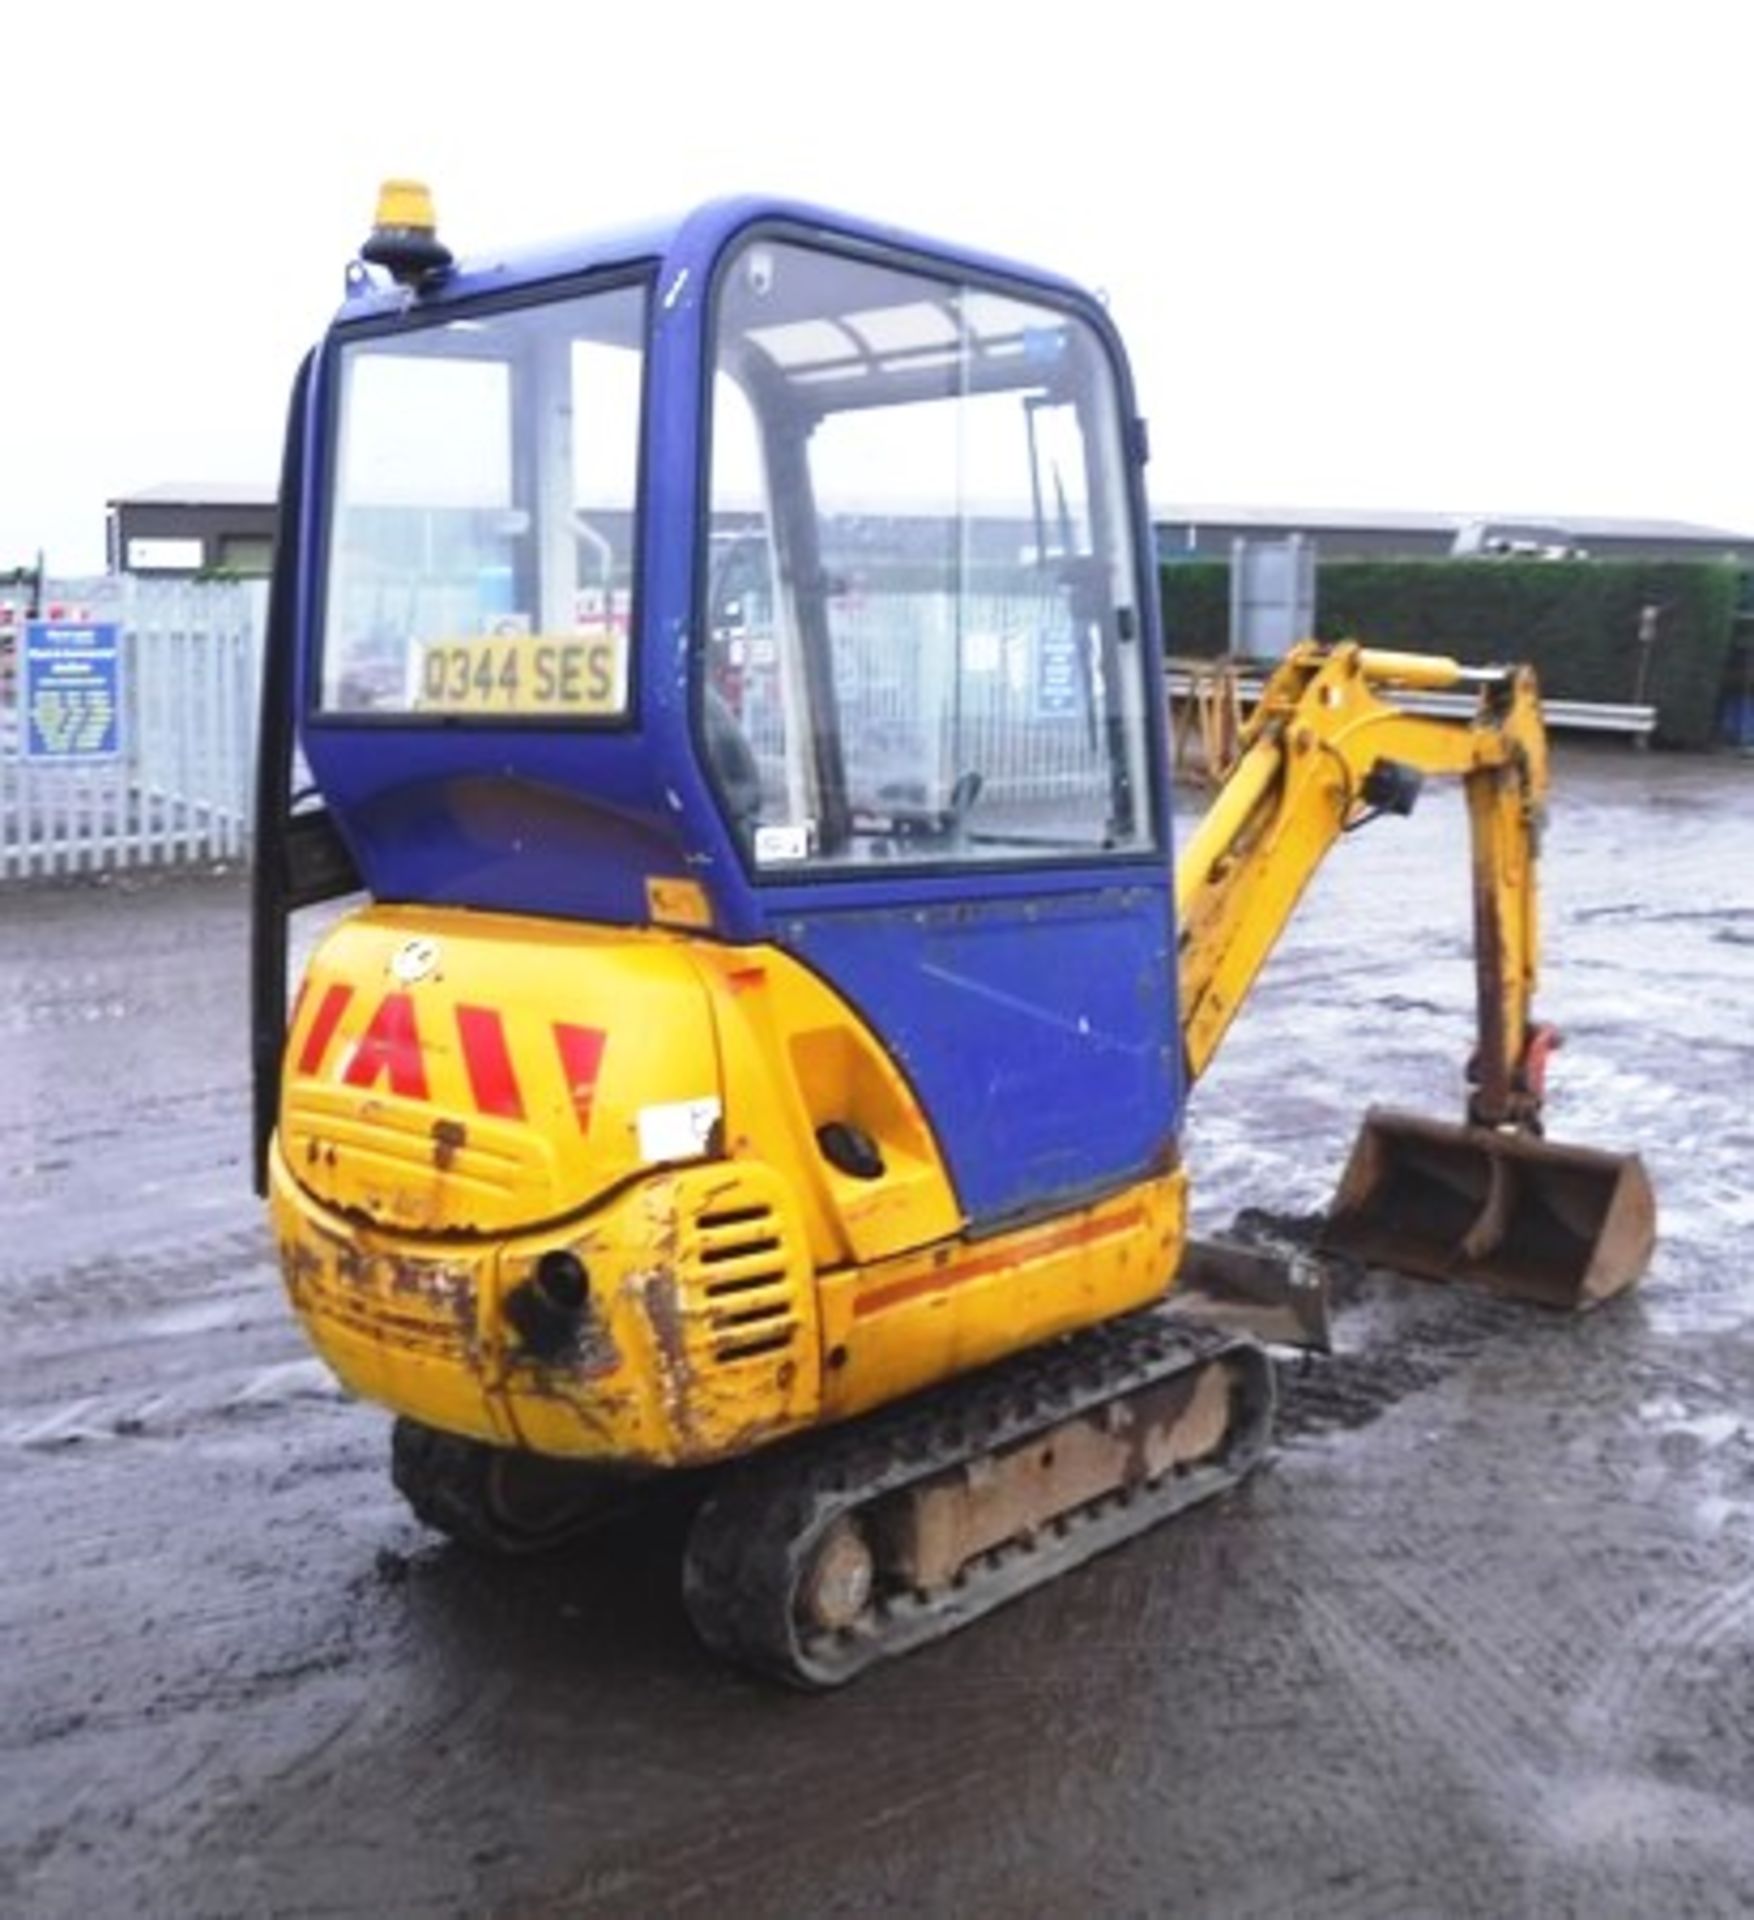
[0,878,392,1917]
[0,1394,410,1920]
[4,759,1754,1919]
[1162,751,1754,1919]
[1577,1556,1754,1756]
[1008,1515,1446,1920]
[1289,1586,1528,1918]
[0,1223,272,1335]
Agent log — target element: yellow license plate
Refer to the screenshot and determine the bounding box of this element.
[414,629,628,717]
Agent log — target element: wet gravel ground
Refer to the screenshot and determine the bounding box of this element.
[0,745,1750,1919]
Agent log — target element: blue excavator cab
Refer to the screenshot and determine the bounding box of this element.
[256,195,1181,1230]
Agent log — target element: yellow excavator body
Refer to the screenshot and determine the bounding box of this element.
[270,905,1181,1469]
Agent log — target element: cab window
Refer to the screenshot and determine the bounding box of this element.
[320,281,646,720]
[703,241,1154,870]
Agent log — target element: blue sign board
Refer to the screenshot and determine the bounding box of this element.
[23,621,122,762]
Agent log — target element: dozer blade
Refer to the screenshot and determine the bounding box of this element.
[1322,1107,1656,1309]
[1173,1236,1333,1352]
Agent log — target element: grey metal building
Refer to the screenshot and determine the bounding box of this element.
[1156,503,1754,565]
[106,482,278,578]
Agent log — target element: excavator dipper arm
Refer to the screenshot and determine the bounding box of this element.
[1175,640,1549,1123]
[1172,641,1653,1310]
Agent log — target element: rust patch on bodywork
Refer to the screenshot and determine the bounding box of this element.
[1470,882,1511,1124]
[285,1224,484,1363]
[431,1118,467,1171]
[382,1252,480,1346]
[282,1237,322,1312]
[642,1269,696,1449]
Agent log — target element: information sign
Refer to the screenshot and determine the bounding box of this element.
[23,621,122,761]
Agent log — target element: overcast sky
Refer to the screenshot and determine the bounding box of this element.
[6,1,1748,575]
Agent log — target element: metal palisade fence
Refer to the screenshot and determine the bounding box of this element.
[0,577,264,881]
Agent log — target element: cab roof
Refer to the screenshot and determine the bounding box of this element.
[333,194,1094,327]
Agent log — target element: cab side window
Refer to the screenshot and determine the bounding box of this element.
[705,242,1155,871]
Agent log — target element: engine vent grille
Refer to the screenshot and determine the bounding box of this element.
[688,1194,803,1367]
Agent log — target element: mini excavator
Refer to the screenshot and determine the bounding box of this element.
[253,185,1655,1685]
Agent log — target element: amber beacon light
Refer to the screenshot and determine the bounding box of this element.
[361,178,453,286]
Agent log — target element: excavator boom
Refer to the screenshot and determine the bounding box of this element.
[1174,642,1654,1307]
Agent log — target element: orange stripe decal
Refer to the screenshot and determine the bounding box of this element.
[341,992,429,1100]
[456,1005,525,1120]
[552,1023,608,1136]
[853,1206,1145,1320]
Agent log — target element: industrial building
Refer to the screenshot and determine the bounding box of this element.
[1156,503,1754,565]
[105,482,278,578]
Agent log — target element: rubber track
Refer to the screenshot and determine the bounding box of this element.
[390,1418,629,1556]
[682,1311,1275,1687]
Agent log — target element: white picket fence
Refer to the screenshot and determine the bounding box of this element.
[0,578,264,881]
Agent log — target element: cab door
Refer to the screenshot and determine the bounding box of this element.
[700,234,1179,1229]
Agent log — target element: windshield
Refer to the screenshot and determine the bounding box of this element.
[319,281,646,719]
[703,240,1155,872]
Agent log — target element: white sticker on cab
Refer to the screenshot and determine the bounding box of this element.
[755,823,811,863]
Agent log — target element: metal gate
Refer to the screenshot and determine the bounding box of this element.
[0,578,263,881]
[736,582,1116,828]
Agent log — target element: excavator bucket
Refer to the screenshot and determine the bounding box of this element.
[1323,1108,1656,1309]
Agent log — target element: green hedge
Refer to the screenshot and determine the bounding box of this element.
[1158,560,1230,658]
[1160,558,1743,748]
